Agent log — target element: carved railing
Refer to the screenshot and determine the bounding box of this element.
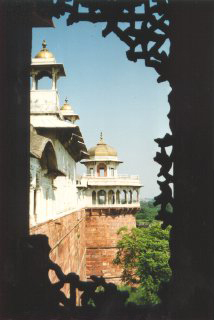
[44,0,173,227]
[22,234,129,313]
[49,265,129,309]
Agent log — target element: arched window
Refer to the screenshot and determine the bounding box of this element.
[108,190,115,204]
[97,163,107,177]
[92,191,96,205]
[98,190,106,204]
[36,76,52,90]
[116,190,120,204]
[128,190,132,204]
[133,190,138,203]
[121,190,127,204]
[40,142,58,174]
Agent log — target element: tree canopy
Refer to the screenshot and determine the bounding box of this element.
[114,222,171,305]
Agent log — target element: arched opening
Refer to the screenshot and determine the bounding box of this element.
[97,190,106,205]
[116,190,120,204]
[110,167,115,177]
[29,6,173,315]
[128,190,132,204]
[35,71,52,90]
[108,190,115,204]
[97,163,107,177]
[40,142,58,173]
[133,190,138,203]
[121,190,127,204]
[2,1,213,318]
[92,190,96,205]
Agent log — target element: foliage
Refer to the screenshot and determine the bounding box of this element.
[135,200,159,222]
[118,285,148,306]
[114,222,171,305]
[136,200,172,223]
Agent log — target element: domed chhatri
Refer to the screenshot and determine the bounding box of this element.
[80,133,141,282]
[88,133,117,158]
[35,40,55,59]
[31,40,65,113]
[61,98,73,111]
[81,133,123,178]
[81,132,141,206]
[60,98,80,123]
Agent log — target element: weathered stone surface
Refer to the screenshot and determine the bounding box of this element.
[30,208,136,286]
[85,209,136,280]
[30,209,86,291]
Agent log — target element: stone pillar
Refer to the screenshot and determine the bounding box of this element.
[124,190,127,204]
[35,188,42,224]
[129,191,132,204]
[31,72,36,90]
[137,190,139,203]
[116,191,120,204]
[52,69,56,90]
[29,187,35,226]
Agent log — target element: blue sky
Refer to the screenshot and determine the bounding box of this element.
[32,15,171,199]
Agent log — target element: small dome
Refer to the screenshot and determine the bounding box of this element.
[35,40,55,59]
[88,133,117,157]
[61,98,73,111]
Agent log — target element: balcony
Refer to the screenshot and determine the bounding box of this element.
[81,173,142,187]
[86,202,140,209]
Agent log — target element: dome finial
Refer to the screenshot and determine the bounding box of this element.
[88,134,117,157]
[99,132,105,144]
[61,97,71,110]
[42,40,47,50]
[35,39,55,59]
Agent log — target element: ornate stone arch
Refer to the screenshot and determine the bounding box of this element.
[92,190,96,205]
[108,190,115,204]
[40,142,58,172]
[97,162,107,177]
[121,190,127,204]
[31,129,64,178]
[128,190,132,204]
[116,190,120,204]
[97,189,106,204]
[132,189,138,203]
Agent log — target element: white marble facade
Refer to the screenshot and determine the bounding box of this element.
[30,42,141,227]
[29,41,88,227]
[30,139,80,226]
[80,134,142,208]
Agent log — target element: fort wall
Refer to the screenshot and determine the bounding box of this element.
[30,209,87,291]
[85,209,136,283]
[30,208,137,288]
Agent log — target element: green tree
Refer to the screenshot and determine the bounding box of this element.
[135,200,160,222]
[114,222,171,305]
[136,200,172,223]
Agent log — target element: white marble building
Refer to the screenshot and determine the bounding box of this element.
[79,134,142,208]
[30,41,141,227]
[29,41,88,226]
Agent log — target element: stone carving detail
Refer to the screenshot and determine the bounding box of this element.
[23,234,129,312]
[154,133,173,228]
[51,0,173,226]
[53,0,170,83]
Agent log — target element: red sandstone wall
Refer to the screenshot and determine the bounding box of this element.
[85,210,136,282]
[30,209,87,287]
[30,208,137,290]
